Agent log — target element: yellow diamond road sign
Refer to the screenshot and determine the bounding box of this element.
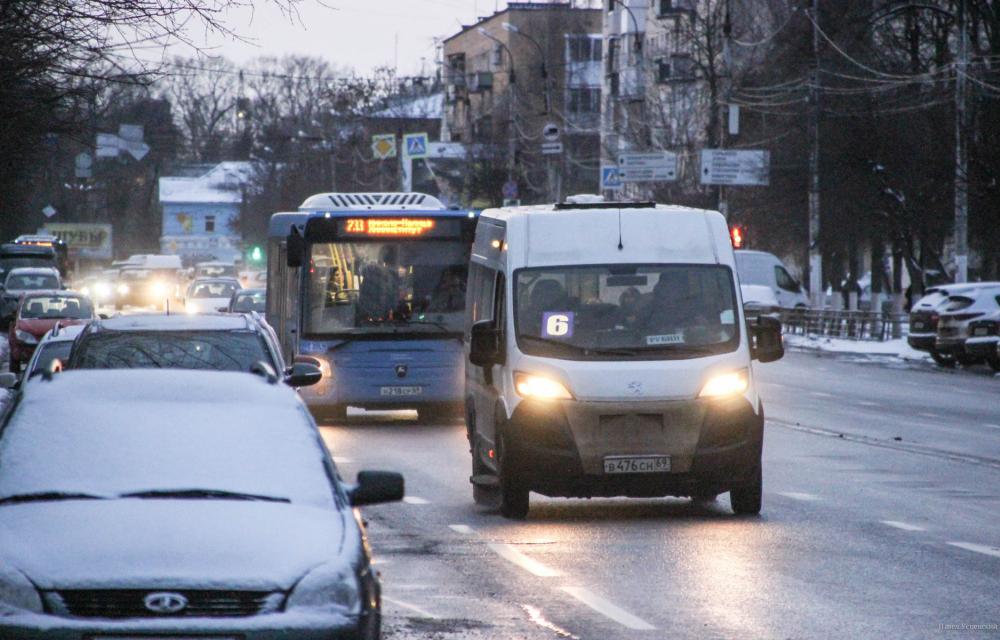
[372,134,397,160]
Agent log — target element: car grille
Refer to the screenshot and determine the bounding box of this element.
[48,589,282,618]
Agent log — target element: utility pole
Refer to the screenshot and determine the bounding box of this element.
[808,0,823,307]
[954,0,969,283]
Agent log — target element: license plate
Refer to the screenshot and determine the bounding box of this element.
[603,455,670,474]
[912,322,925,330]
[974,327,989,336]
[380,385,422,396]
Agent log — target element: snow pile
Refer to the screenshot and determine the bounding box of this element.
[783,333,931,362]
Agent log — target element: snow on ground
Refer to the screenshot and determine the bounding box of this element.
[783,333,932,363]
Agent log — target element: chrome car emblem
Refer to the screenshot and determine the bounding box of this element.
[395,364,408,378]
[143,592,188,614]
[627,381,643,396]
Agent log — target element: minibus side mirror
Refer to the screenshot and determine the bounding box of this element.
[469,320,501,367]
[286,227,305,268]
[750,315,784,363]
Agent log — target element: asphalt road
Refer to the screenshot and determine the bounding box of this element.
[323,351,1000,640]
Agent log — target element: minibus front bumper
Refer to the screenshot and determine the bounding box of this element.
[503,396,762,498]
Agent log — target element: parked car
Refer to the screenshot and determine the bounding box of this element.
[1,267,63,325]
[67,313,320,387]
[22,323,86,381]
[734,250,809,309]
[0,369,403,639]
[7,291,96,372]
[963,310,1000,371]
[227,287,266,313]
[935,284,1000,366]
[907,283,987,366]
[184,277,242,314]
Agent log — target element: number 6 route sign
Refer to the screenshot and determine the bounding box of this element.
[542,312,574,338]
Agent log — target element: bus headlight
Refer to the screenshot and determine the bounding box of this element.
[699,369,749,399]
[514,372,572,400]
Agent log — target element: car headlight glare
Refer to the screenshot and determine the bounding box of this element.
[116,283,129,295]
[150,281,168,297]
[514,372,572,400]
[699,369,749,399]
[286,562,361,615]
[94,282,111,299]
[14,329,37,345]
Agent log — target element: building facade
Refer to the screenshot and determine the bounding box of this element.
[442,2,603,204]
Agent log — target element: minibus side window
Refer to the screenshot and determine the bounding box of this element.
[493,272,506,364]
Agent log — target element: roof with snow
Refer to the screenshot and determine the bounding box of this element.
[159,161,253,205]
[371,93,444,119]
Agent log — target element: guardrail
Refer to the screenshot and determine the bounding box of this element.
[779,308,909,342]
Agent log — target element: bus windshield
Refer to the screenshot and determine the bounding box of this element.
[305,241,469,337]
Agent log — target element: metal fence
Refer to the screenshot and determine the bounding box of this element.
[779,308,909,342]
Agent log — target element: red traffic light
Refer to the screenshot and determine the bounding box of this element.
[730,225,746,249]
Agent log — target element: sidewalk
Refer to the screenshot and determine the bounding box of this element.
[783,333,931,363]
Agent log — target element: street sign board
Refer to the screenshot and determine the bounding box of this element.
[502,180,519,200]
[96,133,119,158]
[403,132,429,158]
[700,149,770,186]
[42,205,57,218]
[601,165,623,191]
[74,152,93,178]
[541,142,563,155]
[542,122,561,142]
[372,134,397,159]
[617,152,678,182]
[41,223,113,259]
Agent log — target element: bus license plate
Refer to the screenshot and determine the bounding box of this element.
[380,385,422,397]
[603,456,670,474]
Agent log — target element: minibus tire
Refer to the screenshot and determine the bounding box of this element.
[729,466,762,516]
[497,432,529,520]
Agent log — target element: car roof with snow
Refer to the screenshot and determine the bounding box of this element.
[88,313,256,332]
[4,267,60,278]
[40,322,87,343]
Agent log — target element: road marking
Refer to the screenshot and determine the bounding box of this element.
[449,524,475,535]
[776,491,821,501]
[918,412,943,420]
[402,496,430,505]
[881,520,926,532]
[560,587,655,631]
[382,595,440,619]
[488,543,561,577]
[809,391,834,399]
[984,424,1000,430]
[332,456,353,464]
[947,542,1000,559]
[858,401,880,407]
[522,604,580,639]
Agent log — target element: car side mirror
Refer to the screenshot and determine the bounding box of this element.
[348,470,404,507]
[217,306,229,313]
[750,315,784,363]
[286,227,305,268]
[0,372,17,389]
[469,320,502,367]
[98,313,109,320]
[285,361,322,387]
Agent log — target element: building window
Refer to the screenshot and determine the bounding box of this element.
[492,44,504,68]
[567,35,602,63]
[447,53,466,86]
[567,87,601,126]
[205,215,215,233]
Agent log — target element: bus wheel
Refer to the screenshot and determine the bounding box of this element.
[497,432,529,520]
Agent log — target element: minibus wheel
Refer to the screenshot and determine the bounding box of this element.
[497,431,530,520]
[729,466,762,516]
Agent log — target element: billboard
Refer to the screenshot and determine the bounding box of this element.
[40,223,113,260]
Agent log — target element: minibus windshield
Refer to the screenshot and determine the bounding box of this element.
[304,241,469,337]
[514,264,739,360]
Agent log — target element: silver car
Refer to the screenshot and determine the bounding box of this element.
[0,369,403,639]
[935,284,1000,366]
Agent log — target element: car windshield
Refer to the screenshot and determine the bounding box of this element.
[304,240,469,336]
[190,282,238,299]
[5,273,59,290]
[72,330,272,371]
[20,295,93,319]
[28,341,74,375]
[232,290,265,313]
[515,264,739,360]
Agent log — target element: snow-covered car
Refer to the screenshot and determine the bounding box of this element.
[184,277,242,314]
[935,284,1000,366]
[962,310,1000,371]
[0,369,403,639]
[0,267,62,326]
[66,313,320,387]
[22,322,86,382]
[195,260,238,279]
[907,283,991,366]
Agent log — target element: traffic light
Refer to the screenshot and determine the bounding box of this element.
[248,245,263,263]
[729,224,747,249]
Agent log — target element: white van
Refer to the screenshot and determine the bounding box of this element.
[464,200,784,519]
[734,250,809,309]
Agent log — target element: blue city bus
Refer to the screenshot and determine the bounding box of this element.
[266,192,478,422]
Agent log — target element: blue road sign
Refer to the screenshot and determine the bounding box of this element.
[403,132,429,158]
[601,165,623,191]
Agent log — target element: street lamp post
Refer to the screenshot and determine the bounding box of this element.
[502,22,549,114]
[478,27,518,184]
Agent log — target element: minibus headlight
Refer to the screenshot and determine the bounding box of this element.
[514,372,572,400]
[116,283,130,295]
[699,369,749,399]
[150,280,169,297]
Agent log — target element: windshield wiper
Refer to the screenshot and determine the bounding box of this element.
[120,489,290,503]
[0,491,106,505]
[520,334,636,356]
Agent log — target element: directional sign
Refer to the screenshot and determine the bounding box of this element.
[541,142,563,155]
[601,165,623,191]
[618,152,678,182]
[372,134,397,160]
[700,149,770,186]
[403,132,429,159]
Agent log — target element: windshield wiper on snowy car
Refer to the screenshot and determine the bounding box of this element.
[0,491,106,506]
[119,488,290,503]
[519,334,637,357]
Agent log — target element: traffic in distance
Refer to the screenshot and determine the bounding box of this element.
[0,195,998,639]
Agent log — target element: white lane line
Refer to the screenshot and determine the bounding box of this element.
[984,424,1000,430]
[449,524,475,535]
[918,412,943,420]
[881,520,926,532]
[776,491,821,501]
[402,496,430,505]
[947,542,1000,559]
[382,595,441,619]
[332,456,353,464]
[858,401,880,407]
[488,543,561,577]
[809,391,835,399]
[560,587,655,631]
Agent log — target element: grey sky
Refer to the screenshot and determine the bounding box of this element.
[179,0,514,76]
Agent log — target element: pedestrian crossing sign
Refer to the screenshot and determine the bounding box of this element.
[601,165,623,190]
[403,132,429,159]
